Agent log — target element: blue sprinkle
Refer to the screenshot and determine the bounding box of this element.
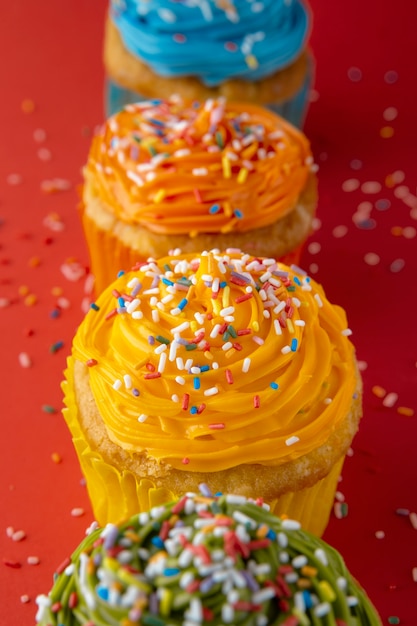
[219,281,228,288]
[266,529,277,540]
[163,567,180,576]
[148,336,155,345]
[270,382,279,390]
[209,204,221,214]
[90,303,100,311]
[118,297,125,308]
[302,590,314,609]
[291,338,298,352]
[178,298,188,310]
[162,277,174,286]
[117,270,125,278]
[97,586,109,601]
[151,537,165,549]
[200,365,210,373]
[190,406,198,414]
[193,377,201,390]
[149,118,165,127]
[132,388,140,397]
[50,308,61,318]
[293,276,302,286]
[234,209,243,218]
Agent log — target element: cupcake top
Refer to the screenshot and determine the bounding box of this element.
[84,97,314,236]
[110,0,310,86]
[36,490,381,626]
[72,249,358,472]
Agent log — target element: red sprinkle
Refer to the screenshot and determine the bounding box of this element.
[237,328,251,336]
[55,556,71,575]
[209,423,225,430]
[253,395,260,408]
[86,358,97,367]
[68,593,78,609]
[146,362,156,372]
[105,308,117,321]
[232,342,243,351]
[51,602,62,613]
[144,372,161,380]
[186,580,201,593]
[235,293,253,303]
[3,559,21,569]
[225,369,234,384]
[182,457,190,465]
[197,403,206,414]
[172,496,188,514]
[193,188,202,203]
[182,393,190,410]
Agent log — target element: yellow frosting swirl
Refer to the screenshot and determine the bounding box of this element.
[72,250,358,473]
[84,97,313,235]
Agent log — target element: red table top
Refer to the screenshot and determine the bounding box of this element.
[1,2,416,624]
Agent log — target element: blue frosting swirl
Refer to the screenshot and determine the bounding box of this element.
[111,0,310,86]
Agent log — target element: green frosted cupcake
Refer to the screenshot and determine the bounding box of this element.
[36,489,381,626]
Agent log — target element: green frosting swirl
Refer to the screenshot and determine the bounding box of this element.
[36,492,381,626]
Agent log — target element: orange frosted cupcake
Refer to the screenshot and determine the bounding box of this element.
[62,249,361,536]
[81,97,317,293]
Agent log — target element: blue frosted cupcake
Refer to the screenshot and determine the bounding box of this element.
[104,0,313,128]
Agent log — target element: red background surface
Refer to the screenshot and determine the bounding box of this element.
[1,1,416,623]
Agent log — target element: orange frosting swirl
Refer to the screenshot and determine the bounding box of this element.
[84,97,314,235]
[72,250,358,473]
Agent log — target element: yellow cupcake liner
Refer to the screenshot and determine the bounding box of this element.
[63,356,343,534]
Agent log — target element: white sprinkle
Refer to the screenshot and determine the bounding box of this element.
[175,376,185,385]
[314,602,331,617]
[138,414,149,423]
[225,495,248,505]
[361,181,382,194]
[314,293,323,307]
[154,343,167,355]
[383,106,398,121]
[375,530,385,539]
[27,556,40,565]
[221,604,234,623]
[171,321,190,334]
[20,595,30,604]
[342,178,360,192]
[292,555,308,568]
[412,567,417,582]
[151,309,160,323]
[333,224,348,238]
[314,548,328,566]
[294,320,305,327]
[341,328,353,336]
[113,379,122,391]
[285,436,300,446]
[347,596,359,607]
[220,306,235,317]
[184,359,193,370]
[364,252,380,266]
[274,319,282,335]
[242,358,251,373]
[171,394,179,403]
[222,342,233,351]
[252,587,276,604]
[123,374,132,389]
[126,170,144,187]
[281,346,291,355]
[192,167,208,176]
[12,530,26,542]
[176,357,185,370]
[409,512,417,530]
[158,352,167,373]
[382,392,398,407]
[169,341,178,362]
[204,387,219,396]
[308,241,321,255]
[18,352,32,368]
[281,519,301,531]
[71,507,85,517]
[170,307,181,316]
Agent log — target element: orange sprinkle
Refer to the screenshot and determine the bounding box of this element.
[51,286,64,296]
[397,406,414,417]
[18,285,30,296]
[29,256,41,268]
[51,453,62,464]
[301,565,318,578]
[21,99,35,113]
[380,126,394,138]
[297,578,313,589]
[372,385,386,398]
[391,226,403,237]
[24,294,37,306]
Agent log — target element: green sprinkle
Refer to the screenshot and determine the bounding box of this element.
[215,131,224,148]
[286,285,296,292]
[42,405,57,414]
[185,343,197,351]
[49,340,64,354]
[155,335,170,345]
[142,615,165,626]
[227,325,237,338]
[148,145,158,157]
[388,618,400,625]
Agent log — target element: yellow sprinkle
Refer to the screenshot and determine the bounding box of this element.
[118,568,152,592]
[237,167,249,184]
[87,557,96,576]
[397,406,414,417]
[380,126,394,138]
[159,588,173,616]
[194,496,215,505]
[225,348,235,358]
[189,230,199,238]
[24,294,37,306]
[292,607,310,626]
[286,318,294,334]
[103,557,119,572]
[222,285,230,308]
[204,350,213,360]
[222,155,231,179]
[190,320,198,333]
[252,320,259,332]
[212,299,222,316]
[301,565,318,578]
[318,580,337,602]
[153,188,166,203]
[18,285,30,296]
[372,385,386,398]
[245,54,259,69]
[241,141,258,160]
[124,530,141,543]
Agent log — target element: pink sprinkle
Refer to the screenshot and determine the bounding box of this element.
[361,181,382,194]
[197,404,206,414]
[71,507,85,518]
[348,66,362,82]
[18,352,32,368]
[182,457,190,465]
[383,392,398,407]
[332,225,348,238]
[209,423,225,430]
[394,185,409,199]
[409,512,417,530]
[0,297,10,308]
[193,188,202,203]
[12,530,26,542]
[375,530,385,539]
[307,242,321,255]
[6,526,14,538]
[383,107,398,122]
[27,556,40,565]
[20,595,30,604]
[364,252,380,266]
[173,33,186,43]
[412,567,417,582]
[33,128,47,142]
[403,226,416,239]
[342,178,360,192]
[225,41,238,52]
[7,173,22,185]
[225,369,234,384]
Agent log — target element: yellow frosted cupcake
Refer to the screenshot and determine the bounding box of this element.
[104,0,313,127]
[62,249,361,536]
[36,492,382,626]
[81,97,317,293]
